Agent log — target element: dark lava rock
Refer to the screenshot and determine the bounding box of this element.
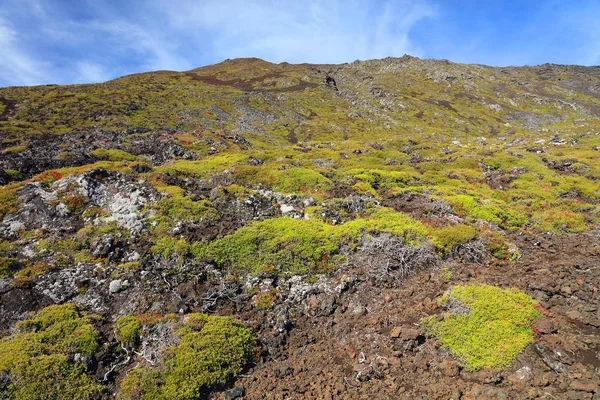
[224,385,245,399]
[91,234,116,257]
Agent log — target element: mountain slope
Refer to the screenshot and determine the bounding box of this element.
[0,57,599,399]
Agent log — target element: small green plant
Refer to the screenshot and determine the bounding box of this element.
[151,237,191,259]
[4,169,21,178]
[115,316,142,348]
[254,288,278,310]
[481,229,510,259]
[35,170,63,185]
[13,262,51,288]
[150,193,219,234]
[0,257,23,278]
[440,267,454,282]
[423,284,542,371]
[61,193,86,212]
[431,224,477,254]
[0,182,24,219]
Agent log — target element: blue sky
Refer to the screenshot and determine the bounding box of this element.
[0,0,599,87]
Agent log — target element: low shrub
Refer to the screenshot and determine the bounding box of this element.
[114,315,142,348]
[0,257,22,278]
[431,224,477,254]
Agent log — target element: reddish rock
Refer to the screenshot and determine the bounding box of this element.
[439,359,460,377]
[507,366,532,383]
[401,328,420,341]
[535,317,557,334]
[570,380,597,392]
[390,326,402,338]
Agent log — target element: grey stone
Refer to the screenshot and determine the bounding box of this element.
[535,344,568,373]
[109,280,122,294]
[224,385,245,399]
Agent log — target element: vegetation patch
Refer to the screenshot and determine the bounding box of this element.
[150,193,219,234]
[157,154,246,178]
[0,182,24,220]
[1,145,27,154]
[0,304,102,399]
[118,313,255,400]
[90,148,140,162]
[192,207,430,275]
[115,315,142,348]
[423,284,542,371]
[0,257,23,278]
[431,224,477,254]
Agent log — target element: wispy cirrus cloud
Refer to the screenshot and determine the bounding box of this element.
[0,17,52,86]
[1,0,598,88]
[156,0,436,64]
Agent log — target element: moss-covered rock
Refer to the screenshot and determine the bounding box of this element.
[423,284,542,371]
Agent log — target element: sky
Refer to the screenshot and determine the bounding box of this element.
[0,0,599,87]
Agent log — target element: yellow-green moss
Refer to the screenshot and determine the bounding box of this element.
[431,224,477,253]
[0,304,102,399]
[156,154,246,178]
[150,193,219,234]
[237,166,330,194]
[192,208,429,275]
[0,257,23,278]
[90,148,139,161]
[0,182,23,220]
[118,313,255,400]
[151,237,191,260]
[2,145,27,154]
[115,316,142,348]
[423,284,542,371]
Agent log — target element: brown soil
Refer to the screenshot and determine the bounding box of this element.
[184,72,319,93]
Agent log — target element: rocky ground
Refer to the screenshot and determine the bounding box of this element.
[224,231,600,400]
[1,57,600,399]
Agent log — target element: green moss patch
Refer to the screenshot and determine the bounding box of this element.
[424,284,542,371]
[150,193,219,234]
[118,313,255,400]
[0,304,102,399]
[156,154,246,179]
[115,315,142,348]
[0,182,24,220]
[192,207,430,275]
[90,148,139,161]
[0,257,23,278]
[431,224,477,254]
[1,145,27,154]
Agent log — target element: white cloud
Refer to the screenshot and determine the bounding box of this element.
[0,17,51,86]
[0,0,437,86]
[74,61,112,84]
[157,0,437,64]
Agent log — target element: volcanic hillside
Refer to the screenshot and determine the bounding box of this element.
[1,57,600,399]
